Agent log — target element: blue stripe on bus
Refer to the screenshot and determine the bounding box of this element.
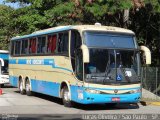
[9,59,73,72]
[9,59,17,64]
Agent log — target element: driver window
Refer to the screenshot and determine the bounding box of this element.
[70,30,82,71]
[75,49,83,81]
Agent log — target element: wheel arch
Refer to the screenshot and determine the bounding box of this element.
[18,75,23,88]
[59,80,71,100]
[24,76,32,91]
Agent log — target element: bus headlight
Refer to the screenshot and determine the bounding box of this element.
[130,89,141,93]
[85,88,100,94]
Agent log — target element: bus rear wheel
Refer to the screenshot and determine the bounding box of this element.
[62,86,73,107]
[25,79,33,96]
[19,79,25,95]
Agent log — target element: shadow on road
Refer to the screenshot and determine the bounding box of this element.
[1,84,15,88]
[18,114,82,120]
[72,102,139,110]
[16,91,139,110]
[33,92,63,105]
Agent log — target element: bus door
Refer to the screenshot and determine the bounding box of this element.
[70,30,82,81]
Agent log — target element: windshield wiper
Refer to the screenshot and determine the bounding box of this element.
[102,61,114,84]
[119,67,131,83]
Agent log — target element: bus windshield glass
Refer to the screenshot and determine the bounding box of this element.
[84,30,140,85]
[85,49,140,84]
[84,31,136,48]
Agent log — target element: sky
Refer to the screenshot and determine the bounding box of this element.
[0,0,19,8]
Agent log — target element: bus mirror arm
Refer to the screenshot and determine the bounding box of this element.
[140,46,151,65]
[81,45,90,63]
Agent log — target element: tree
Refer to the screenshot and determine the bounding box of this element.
[0,5,14,50]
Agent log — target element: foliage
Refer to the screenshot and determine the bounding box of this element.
[0,5,14,49]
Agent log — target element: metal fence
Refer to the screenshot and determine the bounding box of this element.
[141,67,160,101]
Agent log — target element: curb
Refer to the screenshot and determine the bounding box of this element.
[149,102,160,106]
[140,101,160,106]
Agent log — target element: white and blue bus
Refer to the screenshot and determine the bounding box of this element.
[0,50,9,88]
[9,24,151,107]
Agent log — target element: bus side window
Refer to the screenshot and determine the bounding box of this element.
[58,32,69,54]
[47,35,56,54]
[21,39,28,55]
[75,49,83,81]
[37,36,46,54]
[11,41,15,56]
[58,33,63,53]
[29,38,37,54]
[15,41,21,55]
[63,32,69,52]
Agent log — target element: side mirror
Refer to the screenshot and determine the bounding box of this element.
[140,46,151,65]
[80,45,89,63]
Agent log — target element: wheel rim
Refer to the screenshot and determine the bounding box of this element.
[20,81,23,92]
[64,89,70,101]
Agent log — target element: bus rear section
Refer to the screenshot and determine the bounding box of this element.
[0,50,9,88]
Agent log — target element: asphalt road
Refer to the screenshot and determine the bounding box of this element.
[0,84,160,120]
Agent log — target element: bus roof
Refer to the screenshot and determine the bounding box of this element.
[11,25,135,40]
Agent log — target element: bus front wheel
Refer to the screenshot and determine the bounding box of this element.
[62,86,72,107]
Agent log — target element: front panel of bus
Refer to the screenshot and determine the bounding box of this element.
[73,31,141,104]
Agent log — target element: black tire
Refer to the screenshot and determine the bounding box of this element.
[25,79,33,96]
[0,84,4,88]
[19,79,25,95]
[62,86,73,107]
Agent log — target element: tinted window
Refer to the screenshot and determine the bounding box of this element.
[84,32,136,49]
[47,35,57,53]
[37,36,46,54]
[70,30,81,56]
[1,60,8,74]
[70,30,82,71]
[10,41,15,55]
[15,41,21,55]
[21,39,28,54]
[29,38,37,54]
[58,32,69,53]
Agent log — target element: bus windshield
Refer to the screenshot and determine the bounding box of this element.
[84,31,140,85]
[84,31,136,49]
[85,49,140,84]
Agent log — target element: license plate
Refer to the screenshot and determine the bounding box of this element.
[112,97,120,102]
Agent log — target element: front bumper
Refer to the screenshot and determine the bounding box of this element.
[76,91,141,104]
